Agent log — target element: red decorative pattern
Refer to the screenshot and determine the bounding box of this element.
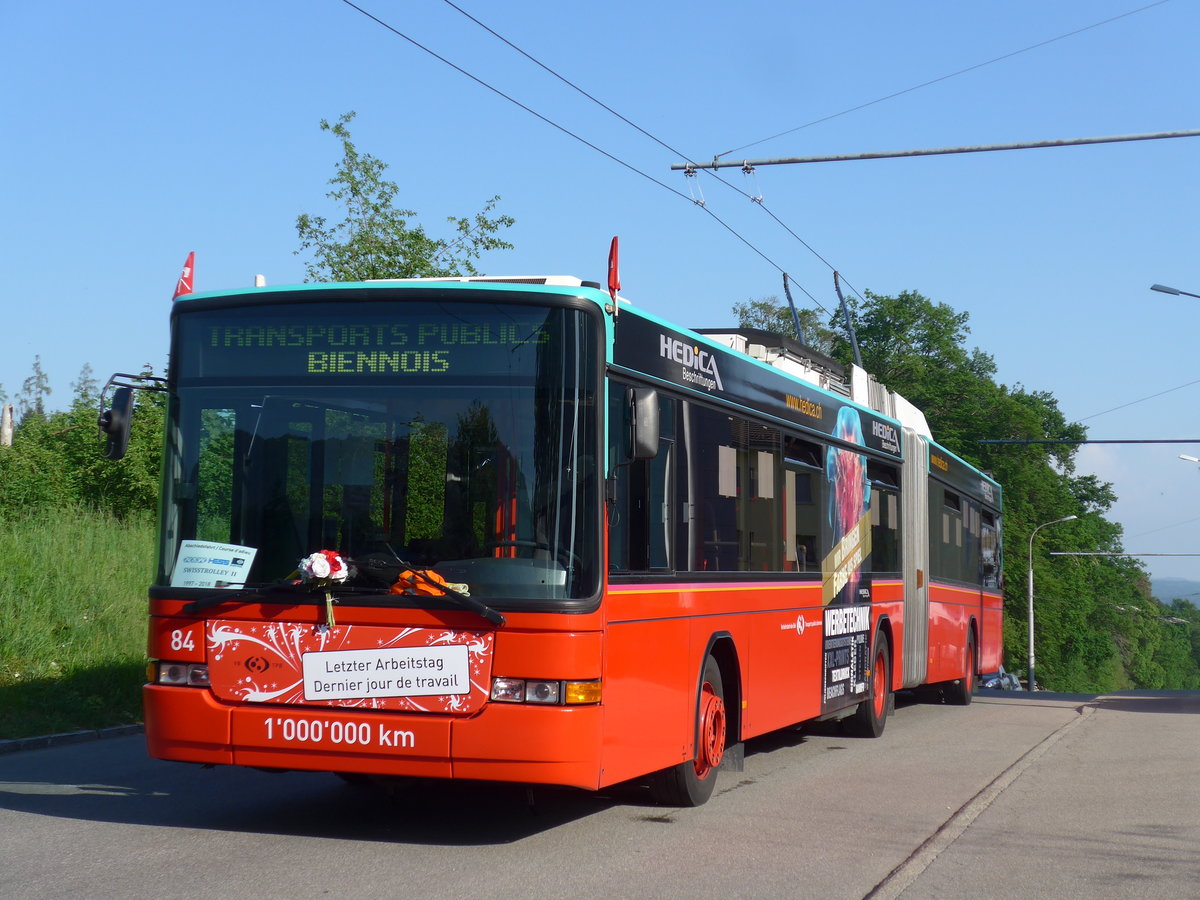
[205,620,494,713]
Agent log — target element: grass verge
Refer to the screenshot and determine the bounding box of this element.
[0,506,153,739]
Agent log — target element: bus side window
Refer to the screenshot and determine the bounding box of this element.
[981,511,1001,588]
[784,437,824,573]
[684,405,740,571]
[932,486,965,583]
[644,400,674,570]
[867,462,901,574]
[608,387,674,573]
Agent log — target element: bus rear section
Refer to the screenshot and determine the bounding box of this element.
[899,429,1004,702]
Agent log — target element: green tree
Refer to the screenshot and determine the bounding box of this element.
[17,356,51,423]
[70,363,98,404]
[733,296,834,354]
[295,111,515,282]
[70,368,165,518]
[0,366,163,520]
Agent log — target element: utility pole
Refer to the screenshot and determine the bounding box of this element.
[1028,516,1076,691]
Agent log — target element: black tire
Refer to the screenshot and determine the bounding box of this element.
[650,656,726,806]
[846,632,891,738]
[945,631,976,706]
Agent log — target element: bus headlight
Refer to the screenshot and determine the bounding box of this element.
[524,680,560,704]
[490,678,601,705]
[490,677,526,702]
[153,661,210,687]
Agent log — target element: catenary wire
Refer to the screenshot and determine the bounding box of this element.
[715,0,1172,160]
[338,2,806,292]
[337,0,690,203]
[1080,376,1200,421]
[431,0,836,314]
[430,0,1192,393]
[344,3,941,348]
[368,0,1200,539]
[349,0,1142,384]
[340,0,1192,467]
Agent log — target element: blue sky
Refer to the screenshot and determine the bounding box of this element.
[3,1,1198,585]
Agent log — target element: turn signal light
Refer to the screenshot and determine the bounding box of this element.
[564,680,602,705]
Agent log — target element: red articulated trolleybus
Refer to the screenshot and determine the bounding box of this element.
[102,268,1002,806]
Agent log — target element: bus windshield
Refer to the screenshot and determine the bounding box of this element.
[160,297,601,604]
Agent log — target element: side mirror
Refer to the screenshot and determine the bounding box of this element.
[98,386,135,460]
[628,387,660,460]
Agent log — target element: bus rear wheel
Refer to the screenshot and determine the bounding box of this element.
[846,633,890,738]
[650,656,726,806]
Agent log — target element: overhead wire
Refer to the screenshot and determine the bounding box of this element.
[714,0,1173,160]
[447,0,1178,335]
[430,0,835,314]
[432,0,1183,386]
[1127,513,1200,540]
[406,1,1200,552]
[337,1,688,203]
[434,0,1138,320]
[338,0,805,297]
[1080,377,1200,421]
[344,0,1164,376]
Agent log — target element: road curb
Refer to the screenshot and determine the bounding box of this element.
[866,702,1095,899]
[0,723,144,756]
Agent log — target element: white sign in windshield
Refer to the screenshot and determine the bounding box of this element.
[170,540,257,589]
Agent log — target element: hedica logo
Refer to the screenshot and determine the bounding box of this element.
[659,334,724,393]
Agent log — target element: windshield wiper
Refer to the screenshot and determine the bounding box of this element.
[390,562,506,627]
[182,583,306,614]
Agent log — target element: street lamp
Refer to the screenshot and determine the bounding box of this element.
[1027,515,1077,691]
[1151,284,1200,300]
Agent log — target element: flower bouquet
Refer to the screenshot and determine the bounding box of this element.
[299,550,349,628]
[300,550,349,586]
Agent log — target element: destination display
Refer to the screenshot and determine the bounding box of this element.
[174,300,563,380]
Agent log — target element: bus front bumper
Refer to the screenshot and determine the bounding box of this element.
[143,685,605,789]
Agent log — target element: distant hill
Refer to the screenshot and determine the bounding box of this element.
[1152,578,1200,605]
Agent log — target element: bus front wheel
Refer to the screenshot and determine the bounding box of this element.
[650,655,726,806]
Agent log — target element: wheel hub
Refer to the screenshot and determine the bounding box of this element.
[695,683,726,777]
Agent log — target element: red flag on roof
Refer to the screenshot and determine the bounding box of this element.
[607,236,620,303]
[173,251,195,300]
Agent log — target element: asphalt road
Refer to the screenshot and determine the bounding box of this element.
[2,690,1197,899]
